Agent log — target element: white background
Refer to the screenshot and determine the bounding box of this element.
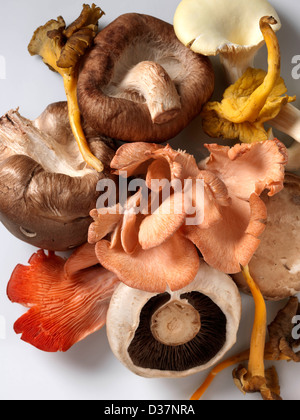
[0,0,299,401]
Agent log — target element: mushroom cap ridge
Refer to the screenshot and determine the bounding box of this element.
[77,13,214,143]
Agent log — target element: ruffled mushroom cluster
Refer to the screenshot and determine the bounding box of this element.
[89,139,287,290]
[1,0,300,401]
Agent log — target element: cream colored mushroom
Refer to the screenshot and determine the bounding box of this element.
[233,173,300,301]
[106,260,241,378]
[269,103,300,173]
[173,0,281,83]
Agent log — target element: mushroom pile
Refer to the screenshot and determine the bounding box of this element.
[2,1,300,401]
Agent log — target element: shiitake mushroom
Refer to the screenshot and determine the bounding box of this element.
[77,13,214,143]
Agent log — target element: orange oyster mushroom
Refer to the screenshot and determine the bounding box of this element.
[88,139,287,292]
[187,139,287,273]
[89,189,200,294]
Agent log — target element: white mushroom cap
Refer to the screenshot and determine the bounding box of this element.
[174,0,281,83]
[106,259,241,378]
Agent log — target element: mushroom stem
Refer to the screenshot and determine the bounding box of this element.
[269,103,300,172]
[63,72,104,173]
[286,142,300,172]
[241,265,267,380]
[119,61,181,124]
[190,349,250,400]
[270,103,300,172]
[270,103,300,143]
[150,300,201,346]
[221,16,280,124]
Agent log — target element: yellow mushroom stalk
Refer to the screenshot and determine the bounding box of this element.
[191,294,300,400]
[190,349,251,400]
[191,264,270,399]
[63,70,104,172]
[221,17,280,124]
[190,347,290,400]
[28,4,105,173]
[235,265,268,389]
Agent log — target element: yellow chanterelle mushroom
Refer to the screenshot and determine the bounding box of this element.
[201,16,296,144]
[28,4,105,172]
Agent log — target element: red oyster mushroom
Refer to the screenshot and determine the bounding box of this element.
[7,244,120,352]
[77,13,214,143]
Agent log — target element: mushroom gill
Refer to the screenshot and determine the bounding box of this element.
[106,260,241,378]
[128,291,227,372]
[1,107,92,178]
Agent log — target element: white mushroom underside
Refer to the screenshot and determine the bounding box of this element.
[0,110,93,177]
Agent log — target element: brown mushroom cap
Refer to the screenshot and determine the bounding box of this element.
[0,102,116,251]
[232,173,300,300]
[77,13,214,142]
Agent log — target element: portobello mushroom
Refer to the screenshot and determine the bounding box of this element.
[0,102,116,251]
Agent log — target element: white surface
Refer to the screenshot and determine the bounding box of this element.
[0,0,299,401]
